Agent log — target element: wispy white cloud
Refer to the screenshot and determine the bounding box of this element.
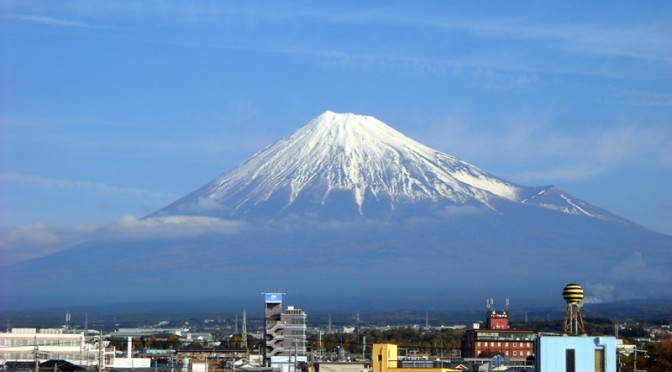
[8,2,668,81]
[0,223,99,266]
[100,215,246,239]
[0,114,270,172]
[241,8,672,79]
[0,173,178,201]
[7,14,107,29]
[0,215,246,266]
[413,114,672,183]
[608,88,672,107]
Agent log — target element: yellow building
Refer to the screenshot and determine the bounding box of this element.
[372,344,462,372]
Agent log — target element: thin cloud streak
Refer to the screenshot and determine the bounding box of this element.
[32,1,669,65]
[0,173,177,201]
[7,2,668,80]
[609,89,672,107]
[0,215,247,267]
[7,14,107,29]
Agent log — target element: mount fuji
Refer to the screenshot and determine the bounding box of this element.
[154,111,628,224]
[1,111,670,311]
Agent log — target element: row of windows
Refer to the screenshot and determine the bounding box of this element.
[506,350,532,357]
[0,339,82,347]
[1,352,97,361]
[477,341,532,348]
[475,350,532,357]
[476,333,535,341]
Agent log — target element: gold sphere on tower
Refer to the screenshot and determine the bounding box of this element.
[562,283,584,305]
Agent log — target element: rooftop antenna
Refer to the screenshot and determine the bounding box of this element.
[505,298,510,311]
[486,298,494,310]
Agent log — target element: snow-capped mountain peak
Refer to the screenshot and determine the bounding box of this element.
[155,111,628,224]
[158,111,524,218]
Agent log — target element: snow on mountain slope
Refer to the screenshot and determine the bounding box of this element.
[520,186,631,224]
[158,111,523,216]
[154,111,629,223]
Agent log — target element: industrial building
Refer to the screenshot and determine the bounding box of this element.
[0,328,113,368]
[461,300,535,359]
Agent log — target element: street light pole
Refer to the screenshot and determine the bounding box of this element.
[633,348,647,372]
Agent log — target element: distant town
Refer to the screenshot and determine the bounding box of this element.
[1,286,671,372]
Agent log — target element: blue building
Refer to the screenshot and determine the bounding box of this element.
[534,335,616,372]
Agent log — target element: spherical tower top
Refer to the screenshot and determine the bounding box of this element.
[562,283,584,305]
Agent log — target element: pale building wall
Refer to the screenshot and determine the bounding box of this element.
[535,336,616,372]
[0,329,102,365]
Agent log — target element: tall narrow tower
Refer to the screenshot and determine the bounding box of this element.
[562,283,585,335]
[262,292,284,366]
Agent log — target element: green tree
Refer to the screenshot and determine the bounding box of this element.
[167,334,181,349]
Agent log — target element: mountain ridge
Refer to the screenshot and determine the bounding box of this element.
[153,111,629,225]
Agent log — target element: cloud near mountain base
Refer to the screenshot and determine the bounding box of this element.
[0,216,247,267]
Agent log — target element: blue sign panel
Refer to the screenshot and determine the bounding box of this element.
[492,355,504,367]
[265,293,283,303]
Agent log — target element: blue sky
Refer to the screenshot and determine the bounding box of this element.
[1,1,671,263]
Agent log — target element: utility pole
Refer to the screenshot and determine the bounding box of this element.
[633,347,647,372]
[293,339,297,372]
[98,332,104,372]
[241,310,248,350]
[355,312,361,335]
[362,336,366,360]
[34,335,39,372]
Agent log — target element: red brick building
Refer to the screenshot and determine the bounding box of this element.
[461,308,535,359]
